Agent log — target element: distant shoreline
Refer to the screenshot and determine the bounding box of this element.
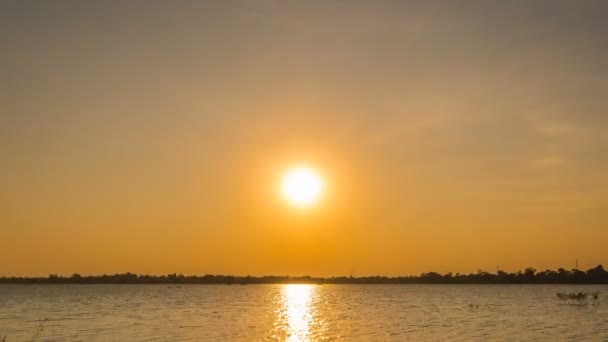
[2,282,608,286]
[2,265,607,285]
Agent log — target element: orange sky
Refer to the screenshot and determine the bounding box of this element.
[1,1,607,276]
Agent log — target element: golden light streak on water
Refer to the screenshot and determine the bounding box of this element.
[282,284,315,342]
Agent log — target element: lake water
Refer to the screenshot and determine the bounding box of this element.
[1,284,607,341]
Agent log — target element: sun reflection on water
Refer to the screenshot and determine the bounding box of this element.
[282,284,315,342]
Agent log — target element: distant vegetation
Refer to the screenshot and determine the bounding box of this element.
[556,291,600,305]
[1,265,608,284]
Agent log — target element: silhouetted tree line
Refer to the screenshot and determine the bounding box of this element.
[1,265,607,284]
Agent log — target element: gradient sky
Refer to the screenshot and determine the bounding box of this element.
[1,1,607,277]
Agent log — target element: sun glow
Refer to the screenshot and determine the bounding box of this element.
[281,167,324,208]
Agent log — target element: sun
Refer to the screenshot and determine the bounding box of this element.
[281,166,324,208]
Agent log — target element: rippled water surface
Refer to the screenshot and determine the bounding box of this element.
[1,284,607,341]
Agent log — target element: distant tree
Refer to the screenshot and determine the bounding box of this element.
[586,265,607,283]
[523,267,536,282]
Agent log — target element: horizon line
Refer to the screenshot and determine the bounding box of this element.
[2,264,605,280]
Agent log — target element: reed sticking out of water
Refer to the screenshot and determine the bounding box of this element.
[556,291,600,305]
[30,318,48,342]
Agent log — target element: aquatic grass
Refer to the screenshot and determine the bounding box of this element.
[556,291,600,305]
[0,318,49,342]
[30,318,48,341]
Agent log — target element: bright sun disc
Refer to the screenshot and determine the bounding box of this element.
[281,167,324,208]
